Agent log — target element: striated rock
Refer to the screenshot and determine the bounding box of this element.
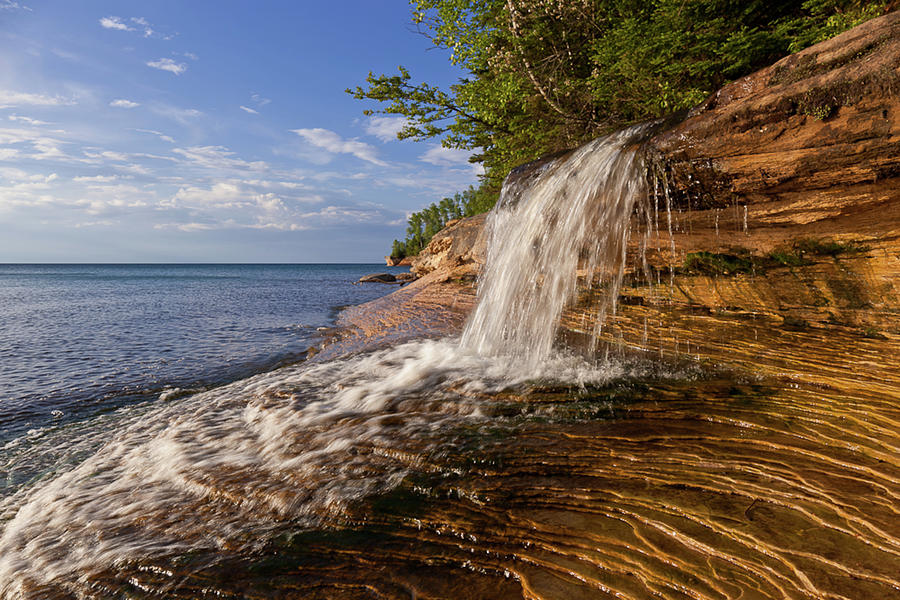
[625,10,900,335]
[648,11,900,216]
[643,10,900,253]
[385,256,413,266]
[410,213,488,280]
[353,12,900,350]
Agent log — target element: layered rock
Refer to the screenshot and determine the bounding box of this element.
[614,10,900,343]
[343,12,899,360]
[384,256,413,266]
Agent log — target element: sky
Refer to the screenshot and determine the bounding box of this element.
[0,0,480,262]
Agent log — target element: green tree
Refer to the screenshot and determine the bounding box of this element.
[361,0,889,256]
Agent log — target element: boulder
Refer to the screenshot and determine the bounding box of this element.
[358,273,397,283]
[385,256,414,266]
[410,213,488,280]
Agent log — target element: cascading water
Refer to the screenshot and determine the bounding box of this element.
[0,131,655,598]
[1,127,897,599]
[460,126,649,365]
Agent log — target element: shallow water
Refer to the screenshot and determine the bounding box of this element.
[0,263,407,445]
[3,328,896,599]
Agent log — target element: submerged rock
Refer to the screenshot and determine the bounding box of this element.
[358,272,397,283]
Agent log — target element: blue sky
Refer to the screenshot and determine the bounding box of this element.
[0,0,480,262]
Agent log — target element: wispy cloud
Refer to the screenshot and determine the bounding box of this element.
[251,93,271,107]
[110,99,140,108]
[99,16,133,31]
[100,15,172,39]
[0,91,75,108]
[1,0,31,10]
[172,145,268,172]
[151,105,202,124]
[130,16,155,38]
[73,175,120,183]
[239,94,269,115]
[8,114,50,126]
[146,58,187,75]
[133,128,175,143]
[291,128,386,166]
[365,116,407,142]
[419,145,472,167]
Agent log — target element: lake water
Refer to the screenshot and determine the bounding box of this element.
[0,263,406,448]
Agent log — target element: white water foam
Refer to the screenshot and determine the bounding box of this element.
[0,339,634,596]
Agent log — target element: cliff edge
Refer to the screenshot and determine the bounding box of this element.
[338,12,900,361]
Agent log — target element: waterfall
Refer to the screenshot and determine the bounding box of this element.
[460,126,649,365]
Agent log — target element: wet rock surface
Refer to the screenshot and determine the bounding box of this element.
[65,325,900,599]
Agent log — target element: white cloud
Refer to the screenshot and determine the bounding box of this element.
[0,91,75,108]
[74,220,115,228]
[74,175,120,183]
[183,52,199,60]
[300,205,376,222]
[290,128,386,166]
[251,93,271,107]
[420,145,473,167]
[100,16,172,39]
[154,222,219,232]
[172,146,267,172]
[173,182,244,207]
[151,105,202,124]
[146,58,187,75]
[0,148,18,160]
[1,1,31,10]
[365,116,407,142]
[110,99,140,108]
[30,139,68,160]
[133,128,175,143]
[99,16,133,31]
[130,16,155,37]
[83,149,130,162]
[8,114,50,126]
[239,105,258,115]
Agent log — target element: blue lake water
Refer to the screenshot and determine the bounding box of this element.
[0,264,406,445]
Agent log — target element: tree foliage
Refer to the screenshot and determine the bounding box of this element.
[353,0,889,256]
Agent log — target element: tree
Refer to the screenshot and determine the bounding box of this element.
[358,0,889,255]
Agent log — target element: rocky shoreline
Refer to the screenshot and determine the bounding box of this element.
[337,12,898,370]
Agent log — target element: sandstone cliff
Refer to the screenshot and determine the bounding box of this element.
[340,11,900,360]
